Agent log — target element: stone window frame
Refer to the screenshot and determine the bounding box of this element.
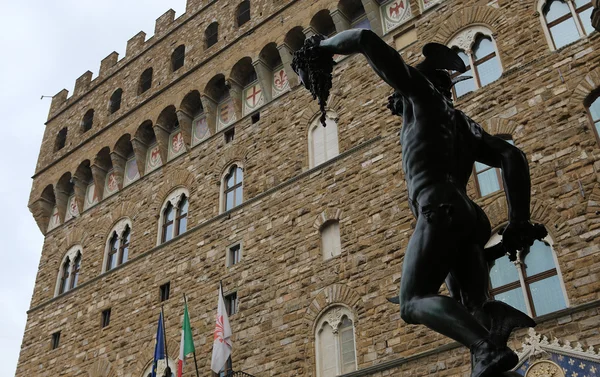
[54,245,83,297]
[236,0,251,27]
[584,88,600,146]
[205,22,219,49]
[448,25,503,99]
[308,110,340,168]
[219,163,244,214]
[314,305,358,376]
[171,44,185,72]
[103,218,132,273]
[55,127,68,152]
[81,109,94,133]
[156,187,190,245]
[109,88,123,114]
[226,241,243,267]
[537,0,594,51]
[138,67,153,95]
[320,220,343,261]
[486,232,569,318]
[142,358,177,377]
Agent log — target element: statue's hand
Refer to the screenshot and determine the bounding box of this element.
[501,221,548,261]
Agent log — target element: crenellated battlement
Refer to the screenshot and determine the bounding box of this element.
[155,9,176,38]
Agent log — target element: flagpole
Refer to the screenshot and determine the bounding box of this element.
[161,305,170,374]
[183,293,200,377]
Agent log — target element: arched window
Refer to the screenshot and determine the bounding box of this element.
[104,219,132,272]
[309,112,340,168]
[55,128,67,151]
[448,27,502,99]
[540,0,594,50]
[158,188,190,244]
[315,306,357,376]
[205,22,219,48]
[139,68,153,94]
[143,358,176,377]
[321,221,342,260]
[55,246,82,296]
[474,137,514,197]
[59,257,70,295]
[585,90,600,145]
[109,88,123,113]
[222,165,243,212]
[81,109,94,133]
[488,233,568,317]
[236,1,251,26]
[171,45,185,72]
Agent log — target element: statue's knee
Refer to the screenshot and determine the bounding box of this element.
[400,300,417,324]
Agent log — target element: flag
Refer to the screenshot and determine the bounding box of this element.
[152,312,166,377]
[177,301,195,377]
[210,284,232,373]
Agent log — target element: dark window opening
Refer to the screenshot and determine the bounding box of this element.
[224,128,235,143]
[175,196,188,237]
[55,128,68,151]
[101,309,111,328]
[251,112,260,124]
[162,203,174,243]
[109,89,123,113]
[171,45,185,71]
[237,1,251,26]
[139,68,153,94]
[205,23,219,48]
[160,282,171,302]
[51,332,61,350]
[81,109,94,132]
[224,292,238,315]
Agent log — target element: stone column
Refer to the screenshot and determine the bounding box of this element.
[330,9,351,33]
[226,78,244,121]
[253,59,273,103]
[200,94,218,135]
[110,151,127,190]
[130,137,148,178]
[176,109,193,150]
[53,187,70,223]
[153,123,170,164]
[361,0,383,36]
[70,175,88,214]
[303,26,318,38]
[90,164,108,201]
[29,198,54,234]
[277,43,299,88]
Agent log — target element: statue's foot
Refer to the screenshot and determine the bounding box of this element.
[471,340,519,377]
[483,301,536,347]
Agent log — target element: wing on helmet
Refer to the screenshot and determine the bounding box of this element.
[416,42,467,73]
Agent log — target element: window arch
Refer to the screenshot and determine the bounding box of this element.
[539,0,594,50]
[104,218,132,272]
[139,68,153,94]
[158,188,190,244]
[221,165,244,213]
[55,246,82,296]
[448,26,503,99]
[171,45,185,72]
[309,112,340,168]
[109,88,123,114]
[55,128,67,151]
[321,221,342,260]
[81,109,94,133]
[585,89,600,145]
[338,0,371,29]
[487,233,568,317]
[205,22,219,48]
[236,1,251,26]
[474,136,514,197]
[315,306,358,376]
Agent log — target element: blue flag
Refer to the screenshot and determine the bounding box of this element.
[152,312,166,377]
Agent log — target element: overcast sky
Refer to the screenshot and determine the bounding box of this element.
[0,1,187,375]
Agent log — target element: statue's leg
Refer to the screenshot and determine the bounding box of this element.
[399,213,489,348]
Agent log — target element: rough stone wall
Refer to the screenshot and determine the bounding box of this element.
[18,0,600,376]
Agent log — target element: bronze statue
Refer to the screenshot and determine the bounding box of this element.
[293,30,547,377]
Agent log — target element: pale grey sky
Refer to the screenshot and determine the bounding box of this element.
[0,1,187,375]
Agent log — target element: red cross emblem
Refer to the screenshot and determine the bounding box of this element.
[389,1,405,18]
[246,85,262,107]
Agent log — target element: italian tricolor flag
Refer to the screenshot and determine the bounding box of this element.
[177,301,195,377]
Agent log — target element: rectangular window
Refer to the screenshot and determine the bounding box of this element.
[101,309,111,328]
[224,128,235,143]
[227,244,242,267]
[160,282,171,302]
[225,292,238,316]
[51,331,61,350]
